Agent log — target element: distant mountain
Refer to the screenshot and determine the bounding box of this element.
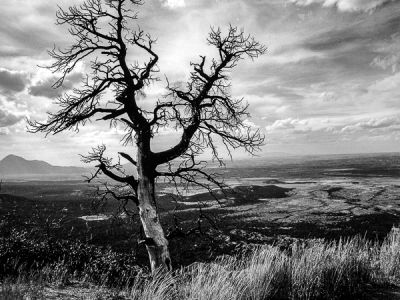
[0,154,88,178]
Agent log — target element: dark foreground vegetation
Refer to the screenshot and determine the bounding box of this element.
[1,226,400,299]
[0,229,142,287]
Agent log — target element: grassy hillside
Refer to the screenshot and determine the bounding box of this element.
[2,228,400,299]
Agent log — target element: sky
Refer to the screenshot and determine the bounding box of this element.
[1,0,400,165]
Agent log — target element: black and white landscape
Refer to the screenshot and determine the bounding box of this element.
[2,0,400,299]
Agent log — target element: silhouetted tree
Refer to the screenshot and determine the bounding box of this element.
[29,0,265,272]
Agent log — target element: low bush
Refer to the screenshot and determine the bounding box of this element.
[0,229,143,287]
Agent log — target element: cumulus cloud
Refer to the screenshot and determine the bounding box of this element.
[29,73,82,99]
[0,68,29,94]
[161,0,185,9]
[368,72,400,92]
[341,115,400,132]
[243,119,260,129]
[289,0,396,12]
[0,109,23,128]
[266,118,309,131]
[263,114,400,149]
[267,115,400,136]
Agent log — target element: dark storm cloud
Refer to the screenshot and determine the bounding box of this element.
[0,69,29,93]
[0,109,22,127]
[29,73,82,99]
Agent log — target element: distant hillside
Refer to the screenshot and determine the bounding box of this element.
[0,155,87,178]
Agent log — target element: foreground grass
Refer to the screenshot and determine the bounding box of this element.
[2,228,400,299]
[130,228,400,300]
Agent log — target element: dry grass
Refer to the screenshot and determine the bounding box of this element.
[378,228,400,281]
[0,281,45,300]
[129,271,177,300]
[127,227,400,300]
[3,228,400,299]
[290,237,371,299]
[176,259,245,300]
[238,246,289,299]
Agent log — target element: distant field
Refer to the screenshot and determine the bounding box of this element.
[1,153,400,266]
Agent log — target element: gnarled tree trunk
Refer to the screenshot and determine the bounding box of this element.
[137,145,172,272]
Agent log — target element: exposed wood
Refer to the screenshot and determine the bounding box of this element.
[137,142,171,271]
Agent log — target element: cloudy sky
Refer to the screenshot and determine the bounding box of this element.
[1,0,400,165]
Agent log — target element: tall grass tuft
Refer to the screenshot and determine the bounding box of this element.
[129,271,177,300]
[239,246,290,299]
[290,237,371,299]
[378,227,400,281]
[176,258,245,300]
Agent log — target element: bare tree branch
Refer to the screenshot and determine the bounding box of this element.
[153,25,266,167]
[81,145,138,191]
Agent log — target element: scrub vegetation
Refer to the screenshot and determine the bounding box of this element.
[2,227,400,299]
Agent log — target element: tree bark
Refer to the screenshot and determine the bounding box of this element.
[137,144,172,273]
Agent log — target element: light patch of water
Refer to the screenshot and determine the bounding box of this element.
[79,214,110,221]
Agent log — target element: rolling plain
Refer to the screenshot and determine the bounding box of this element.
[1,153,400,266]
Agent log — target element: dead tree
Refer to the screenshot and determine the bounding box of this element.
[29,0,265,272]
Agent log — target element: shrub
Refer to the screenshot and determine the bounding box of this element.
[0,229,143,287]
